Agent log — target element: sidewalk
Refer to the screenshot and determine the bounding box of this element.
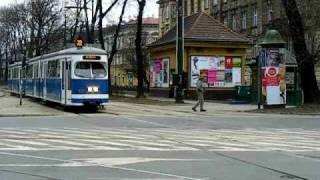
[109,95,257,116]
[149,96,257,113]
[0,91,69,117]
[111,94,320,116]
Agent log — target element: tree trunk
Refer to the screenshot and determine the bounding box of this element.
[97,0,104,49]
[135,0,146,98]
[5,48,8,82]
[83,0,92,43]
[98,0,119,50]
[281,0,320,103]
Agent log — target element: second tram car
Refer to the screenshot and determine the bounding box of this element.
[8,47,109,107]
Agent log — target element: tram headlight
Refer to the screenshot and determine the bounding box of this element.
[93,86,99,92]
[88,86,99,93]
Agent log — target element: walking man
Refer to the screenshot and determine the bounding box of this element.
[192,76,206,112]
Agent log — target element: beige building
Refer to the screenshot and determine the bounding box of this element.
[149,13,251,99]
[104,17,159,87]
[157,0,320,85]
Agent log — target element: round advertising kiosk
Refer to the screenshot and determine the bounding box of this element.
[259,29,286,108]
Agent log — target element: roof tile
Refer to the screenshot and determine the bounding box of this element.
[151,13,250,46]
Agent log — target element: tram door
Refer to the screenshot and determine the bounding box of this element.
[43,62,48,98]
[62,59,72,105]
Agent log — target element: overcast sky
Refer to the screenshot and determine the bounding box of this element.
[0,0,159,21]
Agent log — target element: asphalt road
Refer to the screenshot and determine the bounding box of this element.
[0,107,319,180]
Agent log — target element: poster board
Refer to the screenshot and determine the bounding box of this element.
[150,58,170,88]
[190,56,242,87]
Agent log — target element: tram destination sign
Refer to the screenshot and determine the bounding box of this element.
[83,55,101,60]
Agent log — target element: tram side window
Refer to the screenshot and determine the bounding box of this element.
[48,60,61,78]
[8,70,11,80]
[34,63,39,78]
[27,65,33,79]
[13,68,19,79]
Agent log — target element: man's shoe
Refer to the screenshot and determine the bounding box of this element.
[200,109,207,112]
[192,108,197,112]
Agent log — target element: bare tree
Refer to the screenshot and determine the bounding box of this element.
[97,0,119,50]
[281,0,320,103]
[65,0,86,43]
[135,0,146,98]
[107,0,128,95]
[0,5,27,81]
[28,0,63,56]
[302,0,320,64]
[123,32,150,91]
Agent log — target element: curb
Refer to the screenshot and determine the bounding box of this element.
[238,110,320,116]
[0,114,59,118]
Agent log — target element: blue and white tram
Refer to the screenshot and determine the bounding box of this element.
[8,62,22,94]
[8,47,109,107]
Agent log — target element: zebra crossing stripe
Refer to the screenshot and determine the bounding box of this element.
[44,139,92,146]
[1,139,49,146]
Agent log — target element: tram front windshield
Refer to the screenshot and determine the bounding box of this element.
[75,62,107,78]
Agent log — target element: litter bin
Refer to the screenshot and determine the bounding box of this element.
[235,85,252,102]
[286,90,303,106]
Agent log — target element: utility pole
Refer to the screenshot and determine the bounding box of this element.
[64,11,67,47]
[92,0,94,19]
[175,0,184,103]
[20,45,26,106]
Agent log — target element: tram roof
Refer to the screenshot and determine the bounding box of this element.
[8,62,22,68]
[29,47,107,62]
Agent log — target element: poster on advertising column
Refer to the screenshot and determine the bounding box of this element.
[261,48,286,105]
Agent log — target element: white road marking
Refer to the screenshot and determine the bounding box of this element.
[1,139,49,146]
[78,139,134,147]
[0,152,202,180]
[43,139,91,146]
[0,128,319,152]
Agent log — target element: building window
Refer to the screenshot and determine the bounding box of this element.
[223,14,228,26]
[253,6,258,27]
[171,4,176,18]
[184,0,188,15]
[191,0,194,14]
[166,5,170,19]
[213,0,218,6]
[204,0,209,9]
[223,0,227,3]
[232,14,237,31]
[268,3,273,22]
[163,4,169,20]
[241,11,247,29]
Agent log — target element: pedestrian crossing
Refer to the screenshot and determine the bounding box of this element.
[0,128,319,152]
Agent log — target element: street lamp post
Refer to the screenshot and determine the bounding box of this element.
[64,11,67,47]
[175,0,184,103]
[254,44,262,110]
[19,46,26,106]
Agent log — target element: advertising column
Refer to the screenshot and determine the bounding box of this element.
[261,48,286,106]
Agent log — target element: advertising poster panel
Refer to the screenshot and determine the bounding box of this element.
[261,49,286,105]
[190,56,242,87]
[150,58,170,88]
